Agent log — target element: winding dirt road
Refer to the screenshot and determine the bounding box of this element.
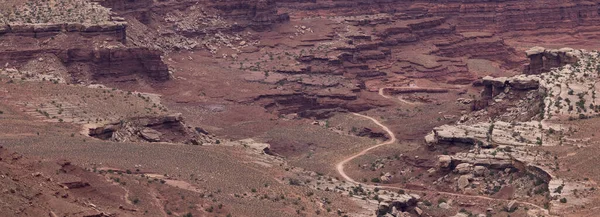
[335,113,397,184]
[335,112,550,213]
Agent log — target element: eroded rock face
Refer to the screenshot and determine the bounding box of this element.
[100,0,289,30]
[0,47,170,83]
[457,174,470,190]
[437,155,452,169]
[2,22,127,42]
[354,127,389,140]
[480,48,600,121]
[0,3,170,85]
[454,163,473,174]
[524,47,580,75]
[377,194,420,216]
[280,0,600,34]
[88,113,215,144]
[255,91,389,118]
[480,75,540,100]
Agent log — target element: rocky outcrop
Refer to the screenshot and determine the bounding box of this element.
[354,127,389,140]
[433,32,516,63]
[98,0,289,30]
[481,48,600,120]
[279,0,600,34]
[213,0,290,30]
[523,47,580,75]
[88,114,215,144]
[0,22,127,42]
[0,47,169,83]
[480,75,540,100]
[426,121,554,148]
[377,194,420,216]
[254,91,389,118]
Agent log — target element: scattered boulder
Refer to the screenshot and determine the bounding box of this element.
[454,163,473,174]
[381,172,393,183]
[427,168,436,174]
[506,200,518,212]
[425,133,437,145]
[457,175,471,190]
[140,128,162,142]
[473,165,487,176]
[414,207,423,216]
[378,202,390,216]
[437,155,452,168]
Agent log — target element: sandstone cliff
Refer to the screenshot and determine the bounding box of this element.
[279,0,600,34]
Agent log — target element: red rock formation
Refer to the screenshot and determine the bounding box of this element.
[279,0,600,34]
[0,47,169,83]
[88,113,214,144]
[98,0,289,30]
[523,47,579,75]
[0,22,127,42]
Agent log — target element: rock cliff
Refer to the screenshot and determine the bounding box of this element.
[98,0,289,30]
[279,0,600,34]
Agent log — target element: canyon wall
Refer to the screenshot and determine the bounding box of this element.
[0,22,127,42]
[96,0,289,30]
[278,0,600,33]
[0,47,169,83]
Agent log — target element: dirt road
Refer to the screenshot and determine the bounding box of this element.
[335,112,550,213]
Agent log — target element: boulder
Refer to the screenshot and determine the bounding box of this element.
[438,202,450,209]
[437,155,452,168]
[391,206,400,216]
[454,163,473,174]
[140,128,162,142]
[457,175,471,190]
[506,200,518,212]
[381,172,393,183]
[414,207,423,216]
[378,202,391,215]
[473,166,487,176]
[425,133,437,145]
